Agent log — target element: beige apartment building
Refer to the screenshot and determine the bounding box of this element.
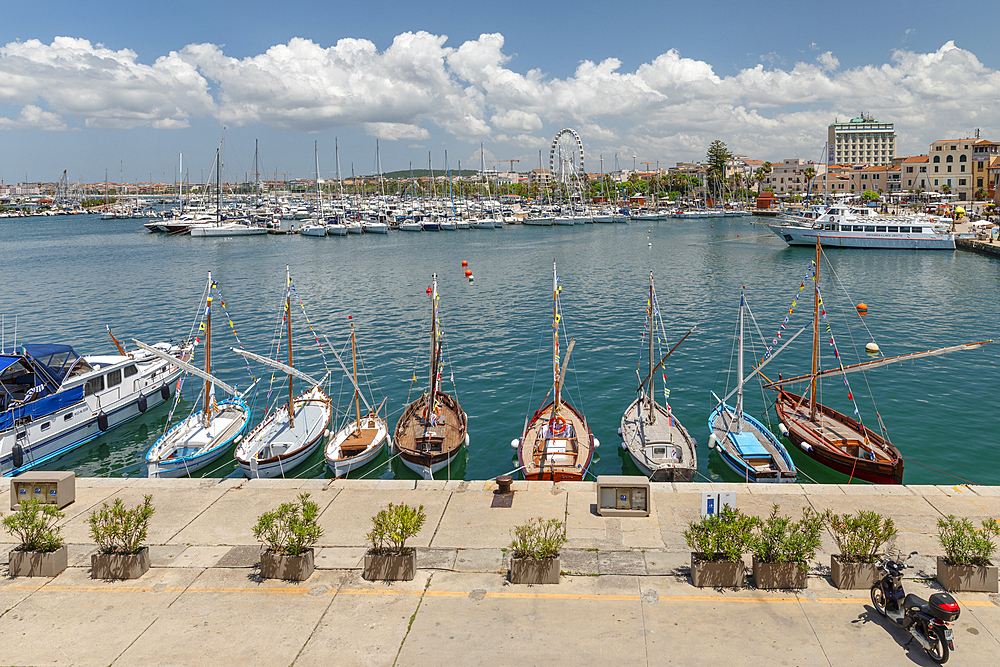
[927,138,999,201]
[762,158,826,195]
[828,116,896,166]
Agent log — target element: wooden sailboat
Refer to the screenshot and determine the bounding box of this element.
[324,318,389,477]
[142,273,251,478]
[621,272,697,481]
[234,267,332,478]
[516,260,596,481]
[393,275,469,479]
[765,239,993,484]
[707,288,798,483]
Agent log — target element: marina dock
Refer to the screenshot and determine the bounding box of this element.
[3,477,1000,665]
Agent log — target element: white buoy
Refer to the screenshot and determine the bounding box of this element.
[617,427,622,436]
[865,342,880,354]
[593,437,600,448]
[707,434,717,449]
[621,442,627,450]
[778,422,789,437]
[510,438,519,449]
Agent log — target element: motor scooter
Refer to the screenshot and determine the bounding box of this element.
[870,549,959,664]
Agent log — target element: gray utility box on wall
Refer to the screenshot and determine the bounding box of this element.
[596,475,651,517]
[10,471,76,510]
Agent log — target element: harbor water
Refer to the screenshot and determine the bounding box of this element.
[3,214,998,484]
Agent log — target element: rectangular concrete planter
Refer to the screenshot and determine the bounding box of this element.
[690,553,744,588]
[752,556,808,589]
[91,547,150,580]
[260,549,315,581]
[8,545,68,577]
[364,551,415,581]
[831,555,879,590]
[937,556,999,593]
[510,557,560,585]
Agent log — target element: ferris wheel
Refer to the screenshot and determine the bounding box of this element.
[548,128,585,185]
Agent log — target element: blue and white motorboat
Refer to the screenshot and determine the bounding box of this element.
[707,289,797,483]
[1,337,192,476]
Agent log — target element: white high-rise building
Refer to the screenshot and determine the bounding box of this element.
[828,115,896,166]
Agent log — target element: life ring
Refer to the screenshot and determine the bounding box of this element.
[549,414,567,436]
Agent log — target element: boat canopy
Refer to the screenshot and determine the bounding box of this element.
[0,355,23,376]
[0,384,85,430]
[11,344,84,389]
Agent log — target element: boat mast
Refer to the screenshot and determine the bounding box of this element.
[647,271,656,423]
[286,265,294,428]
[204,273,212,428]
[351,319,361,434]
[809,239,821,420]
[426,275,438,420]
[735,288,745,432]
[315,141,323,220]
[553,260,561,415]
[216,148,221,225]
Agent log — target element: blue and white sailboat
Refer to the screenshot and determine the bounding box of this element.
[707,289,798,483]
[1,332,192,477]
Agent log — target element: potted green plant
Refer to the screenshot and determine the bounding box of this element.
[683,505,757,588]
[363,503,425,581]
[252,493,324,581]
[936,516,1000,592]
[509,517,566,585]
[88,494,155,579]
[825,510,897,589]
[751,505,823,589]
[2,499,68,577]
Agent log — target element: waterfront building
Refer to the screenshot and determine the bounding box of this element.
[762,158,826,196]
[529,169,552,188]
[828,115,896,166]
[989,156,1000,202]
[928,137,998,201]
[898,156,930,192]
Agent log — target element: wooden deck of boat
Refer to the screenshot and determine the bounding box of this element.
[522,402,589,477]
[778,397,894,463]
[395,395,466,456]
[712,409,794,473]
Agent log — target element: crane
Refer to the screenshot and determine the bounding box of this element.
[489,159,521,173]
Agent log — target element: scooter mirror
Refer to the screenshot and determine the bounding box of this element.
[909,551,918,556]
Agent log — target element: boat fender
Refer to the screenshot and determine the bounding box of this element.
[798,441,813,453]
[707,434,717,450]
[621,442,627,451]
[617,426,622,436]
[137,393,148,413]
[97,410,109,432]
[160,384,170,400]
[778,422,789,437]
[323,429,331,439]
[234,435,243,444]
[465,433,470,447]
[592,437,600,448]
[510,438,519,449]
[12,442,24,469]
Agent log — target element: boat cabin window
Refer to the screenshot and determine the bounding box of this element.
[107,369,122,387]
[854,225,866,231]
[888,226,899,233]
[864,226,875,232]
[123,365,138,378]
[899,227,910,233]
[652,446,667,458]
[41,421,51,431]
[916,227,926,233]
[64,413,73,421]
[876,226,887,232]
[84,375,104,396]
[825,224,835,230]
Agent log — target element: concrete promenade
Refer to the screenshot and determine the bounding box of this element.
[3,477,1000,666]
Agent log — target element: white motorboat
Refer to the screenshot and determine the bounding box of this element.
[768,204,955,249]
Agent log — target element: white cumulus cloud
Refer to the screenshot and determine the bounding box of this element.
[0,104,66,130]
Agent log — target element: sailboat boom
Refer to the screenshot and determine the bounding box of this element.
[132,339,238,395]
[230,347,323,387]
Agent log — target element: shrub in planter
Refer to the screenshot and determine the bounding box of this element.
[2,499,68,577]
[88,494,155,579]
[509,517,566,584]
[364,503,426,581]
[252,493,324,581]
[825,510,897,589]
[683,505,757,588]
[750,505,823,589]
[936,516,1000,593]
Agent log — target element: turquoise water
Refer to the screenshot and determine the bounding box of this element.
[3,214,998,484]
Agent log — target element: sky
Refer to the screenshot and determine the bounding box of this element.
[1,0,998,184]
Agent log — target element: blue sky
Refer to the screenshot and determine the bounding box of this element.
[1,1,997,184]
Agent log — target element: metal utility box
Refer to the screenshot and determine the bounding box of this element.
[596,475,651,517]
[700,491,736,518]
[10,471,75,510]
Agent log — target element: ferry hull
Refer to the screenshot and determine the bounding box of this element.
[767,225,955,250]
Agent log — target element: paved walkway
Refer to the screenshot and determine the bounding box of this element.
[2,478,1000,666]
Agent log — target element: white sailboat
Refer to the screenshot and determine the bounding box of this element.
[233,267,332,478]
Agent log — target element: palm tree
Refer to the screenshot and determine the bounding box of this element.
[804,167,816,202]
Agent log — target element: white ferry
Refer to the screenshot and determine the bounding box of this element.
[1,339,193,476]
[767,205,955,249]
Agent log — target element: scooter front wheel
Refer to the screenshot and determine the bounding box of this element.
[870,582,888,617]
[926,624,949,664]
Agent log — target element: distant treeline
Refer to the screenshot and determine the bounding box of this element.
[376,169,483,179]
[80,197,115,207]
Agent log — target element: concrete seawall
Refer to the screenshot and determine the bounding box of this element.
[2,478,999,666]
[958,237,1000,257]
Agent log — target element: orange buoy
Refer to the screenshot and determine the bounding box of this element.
[465,269,472,277]
[857,303,868,312]
[461,260,468,267]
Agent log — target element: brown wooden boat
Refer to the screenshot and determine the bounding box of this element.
[393,274,468,479]
[516,260,595,481]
